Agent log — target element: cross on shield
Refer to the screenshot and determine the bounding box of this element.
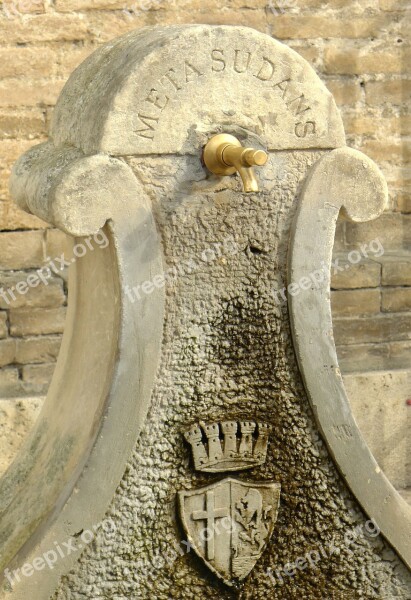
[178,478,281,586]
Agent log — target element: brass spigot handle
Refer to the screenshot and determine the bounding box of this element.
[203,134,268,193]
[222,146,268,169]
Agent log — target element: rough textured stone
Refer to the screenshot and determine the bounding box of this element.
[0,397,43,477]
[365,79,411,106]
[0,47,55,79]
[0,79,66,108]
[15,335,61,365]
[0,0,408,390]
[0,338,15,367]
[0,271,65,309]
[50,26,344,155]
[360,139,411,164]
[331,288,381,316]
[45,228,73,262]
[324,46,406,74]
[0,312,7,339]
[21,362,55,394]
[0,109,46,139]
[1,17,410,600]
[9,307,66,336]
[325,79,362,105]
[334,314,411,345]
[269,15,387,39]
[0,14,89,44]
[0,231,44,269]
[0,367,21,397]
[331,257,381,289]
[345,213,409,250]
[382,288,411,312]
[337,341,411,373]
[381,254,411,285]
[0,198,47,230]
[48,152,411,599]
[343,370,411,490]
[396,191,411,213]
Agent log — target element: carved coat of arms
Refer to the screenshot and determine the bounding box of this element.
[178,421,281,587]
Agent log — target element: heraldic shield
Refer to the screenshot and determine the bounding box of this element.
[178,478,281,586]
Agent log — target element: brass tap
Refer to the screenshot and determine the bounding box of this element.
[203,134,268,192]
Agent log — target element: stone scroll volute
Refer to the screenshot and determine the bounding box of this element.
[1,25,410,600]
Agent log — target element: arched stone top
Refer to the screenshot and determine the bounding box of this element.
[51,24,346,155]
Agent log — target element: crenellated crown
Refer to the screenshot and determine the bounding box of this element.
[184,420,271,472]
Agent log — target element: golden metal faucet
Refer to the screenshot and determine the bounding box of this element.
[203,134,268,192]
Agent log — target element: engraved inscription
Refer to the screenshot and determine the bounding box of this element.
[333,424,354,441]
[135,49,317,141]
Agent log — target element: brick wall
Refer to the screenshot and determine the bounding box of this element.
[0,0,409,396]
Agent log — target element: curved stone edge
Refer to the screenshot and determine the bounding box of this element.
[9,142,135,237]
[1,153,165,599]
[49,24,346,155]
[288,147,411,569]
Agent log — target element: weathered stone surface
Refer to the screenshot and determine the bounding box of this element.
[361,139,411,165]
[0,109,46,139]
[45,229,73,283]
[345,213,409,250]
[50,25,345,155]
[0,398,43,477]
[380,254,411,285]
[15,335,61,365]
[0,198,47,231]
[0,79,66,108]
[9,307,66,336]
[396,191,411,213]
[343,370,411,490]
[325,79,362,105]
[390,340,411,365]
[380,0,410,9]
[331,288,380,316]
[0,47,54,79]
[0,271,65,309]
[269,15,387,39]
[337,341,411,373]
[0,312,7,339]
[337,342,389,372]
[331,257,381,289]
[0,0,408,400]
[0,231,44,269]
[3,22,411,600]
[21,363,55,394]
[382,288,411,312]
[55,0,126,10]
[0,14,89,44]
[0,367,21,397]
[334,314,411,345]
[0,338,16,368]
[324,45,407,74]
[2,0,45,15]
[51,153,410,599]
[365,79,411,106]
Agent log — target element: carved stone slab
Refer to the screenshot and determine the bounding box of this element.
[2,24,410,600]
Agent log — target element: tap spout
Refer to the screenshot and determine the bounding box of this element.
[203,134,268,193]
[221,145,268,192]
